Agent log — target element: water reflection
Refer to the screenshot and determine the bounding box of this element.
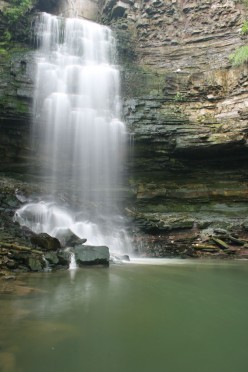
[1,261,248,372]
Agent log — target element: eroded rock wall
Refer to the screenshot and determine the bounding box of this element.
[101,0,248,256]
[105,0,244,71]
[0,0,105,170]
[56,0,101,20]
[0,1,38,170]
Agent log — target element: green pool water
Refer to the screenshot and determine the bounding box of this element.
[1,258,248,372]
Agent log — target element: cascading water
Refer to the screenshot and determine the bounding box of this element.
[14,12,130,253]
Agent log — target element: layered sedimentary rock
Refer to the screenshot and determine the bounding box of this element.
[0,1,37,171]
[56,0,101,20]
[102,0,248,256]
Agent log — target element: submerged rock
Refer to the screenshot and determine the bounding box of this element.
[74,245,110,266]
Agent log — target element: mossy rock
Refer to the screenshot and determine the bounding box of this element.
[74,245,110,266]
[27,256,44,271]
[30,233,61,251]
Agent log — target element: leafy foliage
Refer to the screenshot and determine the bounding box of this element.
[241,20,248,34]
[173,92,186,102]
[229,45,248,66]
[234,0,248,6]
[1,0,37,43]
[4,0,36,24]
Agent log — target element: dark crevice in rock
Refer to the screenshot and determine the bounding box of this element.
[36,0,57,13]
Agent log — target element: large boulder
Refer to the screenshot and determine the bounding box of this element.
[27,256,45,271]
[55,228,87,247]
[44,251,59,265]
[74,245,110,266]
[56,250,71,267]
[30,233,61,251]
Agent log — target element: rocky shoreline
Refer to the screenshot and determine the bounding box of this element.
[1,174,248,277]
[0,176,112,273]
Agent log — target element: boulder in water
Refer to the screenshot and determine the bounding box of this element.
[55,228,87,247]
[30,233,61,251]
[74,245,110,266]
[110,254,130,263]
[28,256,45,271]
[57,250,71,267]
[120,254,130,262]
[44,251,59,265]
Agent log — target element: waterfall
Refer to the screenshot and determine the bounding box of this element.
[69,252,77,270]
[15,12,130,253]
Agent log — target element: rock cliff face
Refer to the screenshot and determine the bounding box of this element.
[1,0,248,260]
[56,0,101,19]
[0,0,102,170]
[102,0,248,256]
[0,1,41,170]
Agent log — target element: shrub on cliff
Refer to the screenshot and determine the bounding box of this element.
[241,20,248,35]
[1,0,37,43]
[234,0,248,7]
[3,0,36,23]
[229,45,248,66]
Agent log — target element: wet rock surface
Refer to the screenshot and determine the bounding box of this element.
[0,177,67,271]
[126,161,248,258]
[73,245,110,266]
[0,175,113,271]
[56,228,87,248]
[30,233,61,251]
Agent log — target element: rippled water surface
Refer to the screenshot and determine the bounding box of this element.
[1,259,248,372]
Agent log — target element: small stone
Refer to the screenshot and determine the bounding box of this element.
[3,275,16,281]
[120,255,130,261]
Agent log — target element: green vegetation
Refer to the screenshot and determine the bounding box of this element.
[230,4,248,66]
[234,0,248,6]
[0,95,29,114]
[229,45,248,66]
[1,0,36,43]
[173,92,186,102]
[0,48,8,56]
[241,20,248,34]
[3,0,36,24]
[3,31,12,42]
